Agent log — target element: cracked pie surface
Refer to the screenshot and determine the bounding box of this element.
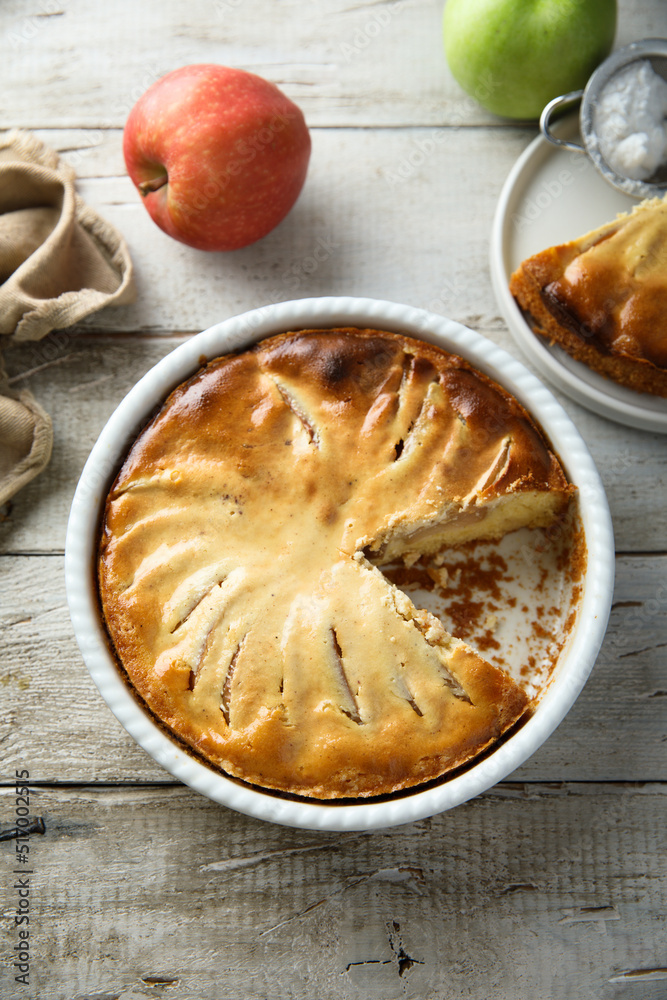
[97,328,576,798]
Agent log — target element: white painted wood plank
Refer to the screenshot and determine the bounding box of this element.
[4,0,665,128]
[36,127,533,337]
[1,554,665,784]
[1,783,666,999]
[3,125,537,356]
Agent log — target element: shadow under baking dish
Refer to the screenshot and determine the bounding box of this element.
[65,296,615,832]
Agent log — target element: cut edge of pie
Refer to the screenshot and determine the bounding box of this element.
[509,195,667,398]
[97,327,582,800]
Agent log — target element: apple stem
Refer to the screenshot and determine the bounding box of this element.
[138,173,168,196]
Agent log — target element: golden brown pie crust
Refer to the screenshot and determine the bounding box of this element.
[510,196,667,398]
[97,327,576,799]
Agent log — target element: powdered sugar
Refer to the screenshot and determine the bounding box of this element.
[594,60,667,182]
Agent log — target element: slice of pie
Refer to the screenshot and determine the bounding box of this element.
[97,328,577,799]
[509,196,667,397]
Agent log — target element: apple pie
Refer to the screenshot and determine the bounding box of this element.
[97,327,577,799]
[510,196,667,397]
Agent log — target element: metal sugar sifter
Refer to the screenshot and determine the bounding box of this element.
[540,37,667,200]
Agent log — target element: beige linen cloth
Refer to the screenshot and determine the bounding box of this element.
[0,129,135,506]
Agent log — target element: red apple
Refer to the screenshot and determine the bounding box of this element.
[123,64,311,251]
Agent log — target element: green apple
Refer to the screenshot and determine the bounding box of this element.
[443,0,617,120]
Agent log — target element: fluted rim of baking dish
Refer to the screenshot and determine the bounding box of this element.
[65,296,614,831]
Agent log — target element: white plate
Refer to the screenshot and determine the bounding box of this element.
[66,296,614,832]
[490,119,667,435]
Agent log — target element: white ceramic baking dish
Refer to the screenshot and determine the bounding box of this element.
[65,296,614,831]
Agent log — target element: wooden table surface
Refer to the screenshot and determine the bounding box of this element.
[2,2,667,998]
